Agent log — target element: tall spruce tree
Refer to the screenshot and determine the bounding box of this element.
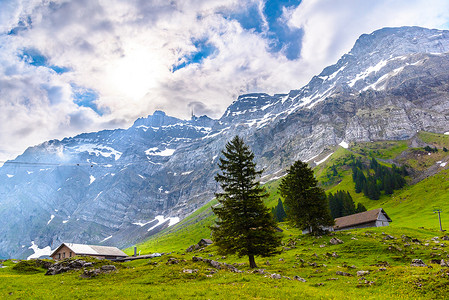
[211,136,281,268]
[279,160,334,234]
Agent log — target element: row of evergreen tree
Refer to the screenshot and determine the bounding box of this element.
[328,190,366,218]
[271,190,367,222]
[351,157,406,200]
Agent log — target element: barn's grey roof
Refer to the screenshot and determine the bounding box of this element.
[334,208,391,230]
[50,243,128,257]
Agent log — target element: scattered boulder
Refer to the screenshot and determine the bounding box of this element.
[293,276,306,282]
[383,235,395,240]
[204,259,221,269]
[100,265,117,272]
[192,256,241,273]
[80,265,117,278]
[182,269,198,274]
[270,273,282,279]
[80,269,100,278]
[357,270,370,277]
[166,258,180,265]
[411,259,427,267]
[378,267,387,272]
[252,269,266,274]
[46,259,96,276]
[336,271,352,276]
[329,238,344,245]
[186,244,200,253]
[441,259,448,267]
[401,235,411,242]
[442,236,449,241]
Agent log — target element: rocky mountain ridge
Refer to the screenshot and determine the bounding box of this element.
[1,26,449,259]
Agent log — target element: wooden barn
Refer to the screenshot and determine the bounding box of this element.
[333,208,392,231]
[198,239,213,247]
[50,243,128,261]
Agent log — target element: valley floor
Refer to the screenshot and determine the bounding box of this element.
[2,226,449,299]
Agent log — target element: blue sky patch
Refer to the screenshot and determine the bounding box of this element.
[71,84,103,116]
[19,48,70,74]
[172,39,217,72]
[224,0,303,60]
[227,3,265,33]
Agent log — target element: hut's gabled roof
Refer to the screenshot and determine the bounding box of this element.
[334,208,391,230]
[50,243,128,257]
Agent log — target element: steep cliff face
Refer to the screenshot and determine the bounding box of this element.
[1,26,449,259]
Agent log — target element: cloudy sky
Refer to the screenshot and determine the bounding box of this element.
[1,0,449,161]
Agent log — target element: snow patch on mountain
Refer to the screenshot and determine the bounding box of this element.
[339,141,349,148]
[100,235,112,243]
[27,241,52,260]
[47,215,55,225]
[69,144,122,160]
[348,59,389,87]
[148,216,180,231]
[94,191,103,201]
[145,147,176,156]
[89,175,96,185]
[314,153,334,165]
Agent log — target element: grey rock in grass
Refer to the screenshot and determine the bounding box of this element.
[411,259,427,267]
[166,258,179,265]
[182,269,198,273]
[100,265,117,272]
[329,238,344,245]
[336,271,352,276]
[357,270,370,276]
[294,276,307,282]
[270,273,282,279]
[186,244,200,252]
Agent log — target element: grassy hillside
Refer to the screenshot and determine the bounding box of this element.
[132,132,449,255]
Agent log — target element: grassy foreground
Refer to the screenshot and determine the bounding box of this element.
[1,226,449,299]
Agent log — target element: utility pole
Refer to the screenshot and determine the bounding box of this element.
[434,209,444,231]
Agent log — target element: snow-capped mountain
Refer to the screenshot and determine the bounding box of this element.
[1,26,449,259]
